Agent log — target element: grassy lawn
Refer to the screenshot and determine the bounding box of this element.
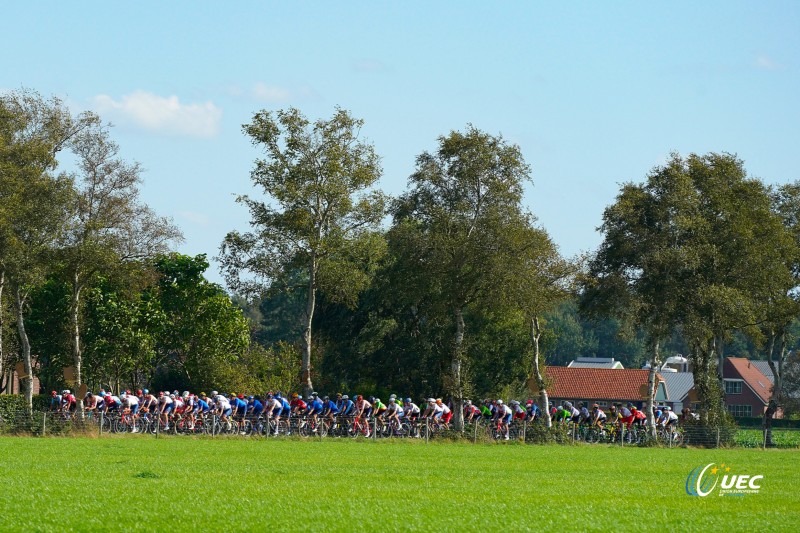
[0,436,798,532]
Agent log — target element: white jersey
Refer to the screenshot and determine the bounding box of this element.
[404,403,420,415]
[123,396,139,407]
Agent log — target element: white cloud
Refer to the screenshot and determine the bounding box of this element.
[179,210,211,226]
[754,54,782,71]
[91,91,222,138]
[228,83,318,103]
[352,58,387,72]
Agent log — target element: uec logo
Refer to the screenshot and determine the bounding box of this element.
[686,463,763,497]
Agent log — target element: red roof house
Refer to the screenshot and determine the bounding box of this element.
[545,366,667,407]
[723,357,774,418]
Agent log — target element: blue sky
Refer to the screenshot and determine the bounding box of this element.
[3,2,799,286]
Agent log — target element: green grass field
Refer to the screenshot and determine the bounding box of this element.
[0,437,798,532]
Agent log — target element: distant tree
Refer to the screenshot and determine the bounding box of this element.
[583,152,796,426]
[63,124,181,403]
[220,108,387,396]
[0,89,98,410]
[390,126,536,429]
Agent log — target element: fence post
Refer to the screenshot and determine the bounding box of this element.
[716,427,720,448]
[425,419,429,444]
[523,419,527,443]
[42,412,46,437]
[156,415,160,439]
[473,420,478,444]
[100,412,104,435]
[373,416,377,440]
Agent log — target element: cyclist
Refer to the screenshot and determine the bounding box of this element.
[141,390,158,413]
[403,398,420,421]
[61,390,76,413]
[384,398,403,433]
[607,404,621,428]
[632,405,647,426]
[526,400,540,422]
[578,402,591,425]
[354,395,372,437]
[213,392,232,427]
[321,395,340,429]
[663,406,679,429]
[464,400,481,423]
[230,394,248,427]
[248,395,264,418]
[497,399,512,440]
[590,404,607,428]
[480,400,494,420]
[339,395,355,417]
[510,400,526,421]
[435,398,452,425]
[290,393,307,416]
[305,393,324,431]
[564,401,581,424]
[49,391,62,412]
[620,403,635,430]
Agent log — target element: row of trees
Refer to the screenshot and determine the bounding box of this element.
[3,92,798,427]
[0,90,263,410]
[221,108,799,429]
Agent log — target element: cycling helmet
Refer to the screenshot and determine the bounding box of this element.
[51,391,57,396]
[61,390,68,395]
[368,396,375,403]
[311,392,318,398]
[592,403,599,409]
[143,389,149,395]
[374,398,381,403]
[275,393,282,399]
[211,391,218,397]
[266,393,273,399]
[238,393,245,400]
[291,393,298,399]
[405,398,412,403]
[465,399,472,405]
[120,391,127,398]
[389,394,397,400]
[84,392,92,398]
[298,395,303,400]
[497,399,504,405]
[323,395,330,401]
[342,395,349,400]
[664,406,671,411]
[389,398,396,404]
[169,394,175,399]
[427,398,435,403]
[183,391,190,398]
[357,395,363,401]
[626,402,633,408]
[336,392,342,398]
[137,390,143,396]
[248,396,254,400]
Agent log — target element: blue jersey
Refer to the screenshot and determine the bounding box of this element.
[280,398,291,412]
[232,398,248,413]
[340,399,355,416]
[249,399,264,415]
[196,399,210,413]
[323,400,339,414]
[308,399,324,414]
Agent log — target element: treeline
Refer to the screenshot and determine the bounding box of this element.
[3,93,799,426]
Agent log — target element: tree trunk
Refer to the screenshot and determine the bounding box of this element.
[646,341,661,437]
[301,254,317,397]
[14,286,34,412]
[70,276,85,415]
[767,331,786,403]
[451,307,465,430]
[530,316,551,428]
[0,269,4,393]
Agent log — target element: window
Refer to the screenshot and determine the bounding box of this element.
[724,380,743,394]
[727,404,752,417]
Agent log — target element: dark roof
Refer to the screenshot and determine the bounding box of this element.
[660,372,694,401]
[546,367,662,402]
[749,361,775,384]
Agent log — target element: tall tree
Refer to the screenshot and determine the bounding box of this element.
[0,89,97,409]
[63,125,181,401]
[220,107,386,396]
[582,152,795,425]
[390,126,534,429]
